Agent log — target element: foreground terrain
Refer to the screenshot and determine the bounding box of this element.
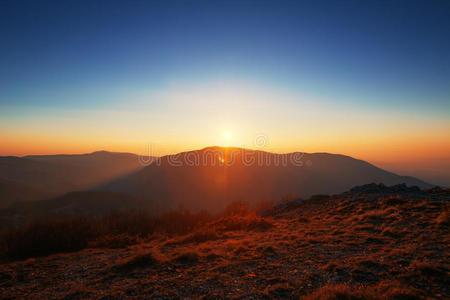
[0,184,449,299]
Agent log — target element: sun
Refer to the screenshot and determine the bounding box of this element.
[225,132,231,139]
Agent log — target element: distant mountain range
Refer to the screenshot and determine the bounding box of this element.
[0,147,433,219]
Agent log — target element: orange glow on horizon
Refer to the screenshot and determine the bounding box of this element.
[1,80,448,177]
[1,130,449,169]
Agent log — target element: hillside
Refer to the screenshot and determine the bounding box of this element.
[0,184,448,299]
[0,151,152,198]
[0,191,159,229]
[100,147,432,212]
[0,178,52,209]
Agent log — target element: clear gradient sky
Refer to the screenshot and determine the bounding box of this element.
[1,1,449,183]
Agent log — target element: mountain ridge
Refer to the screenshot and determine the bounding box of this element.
[99,146,432,212]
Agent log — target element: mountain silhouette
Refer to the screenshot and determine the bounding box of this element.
[99,147,432,212]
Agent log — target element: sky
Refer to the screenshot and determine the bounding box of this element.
[0,1,449,183]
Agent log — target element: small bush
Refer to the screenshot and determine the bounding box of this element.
[234,246,247,255]
[264,282,294,298]
[359,211,384,224]
[435,211,449,227]
[205,252,222,261]
[172,251,200,264]
[113,251,161,273]
[262,245,278,256]
[298,216,309,223]
[409,261,447,278]
[179,229,219,244]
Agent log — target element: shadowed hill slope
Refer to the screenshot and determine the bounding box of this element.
[0,151,152,198]
[0,178,52,209]
[0,191,159,228]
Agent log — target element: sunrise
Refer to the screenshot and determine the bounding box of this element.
[0,1,449,299]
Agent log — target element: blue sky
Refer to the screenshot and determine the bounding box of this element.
[1,0,449,111]
[0,0,449,173]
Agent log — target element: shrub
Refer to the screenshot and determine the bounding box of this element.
[264,282,294,298]
[172,251,200,264]
[179,229,219,244]
[409,261,447,278]
[359,211,384,224]
[435,211,449,227]
[113,251,162,273]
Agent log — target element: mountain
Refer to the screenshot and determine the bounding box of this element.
[0,178,52,209]
[99,147,432,212]
[372,160,450,188]
[0,151,153,198]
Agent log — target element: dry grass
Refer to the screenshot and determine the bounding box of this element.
[436,211,449,226]
[113,250,163,273]
[178,229,220,244]
[303,284,377,300]
[0,190,448,299]
[0,209,214,261]
[172,251,200,264]
[303,282,422,300]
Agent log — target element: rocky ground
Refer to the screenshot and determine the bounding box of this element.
[0,184,449,299]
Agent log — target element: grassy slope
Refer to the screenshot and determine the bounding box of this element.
[0,190,448,299]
